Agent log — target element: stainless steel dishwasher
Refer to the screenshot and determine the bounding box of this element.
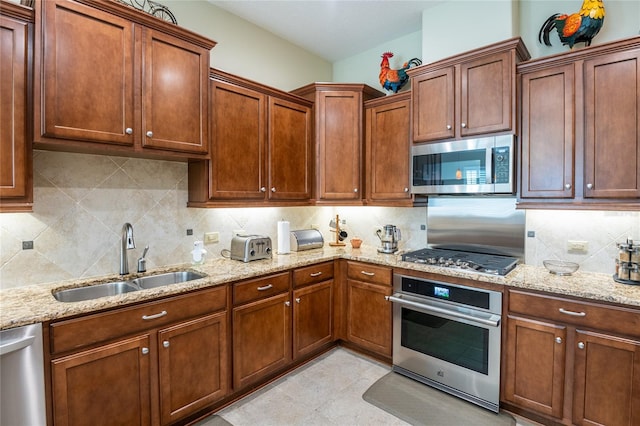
[0,323,46,426]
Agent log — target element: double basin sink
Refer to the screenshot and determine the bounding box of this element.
[53,271,206,303]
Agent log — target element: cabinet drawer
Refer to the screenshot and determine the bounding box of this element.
[50,285,228,355]
[347,261,392,286]
[508,289,640,338]
[233,272,290,305]
[292,262,334,288]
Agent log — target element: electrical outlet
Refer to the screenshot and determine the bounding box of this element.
[204,232,219,244]
[22,241,34,250]
[568,240,588,253]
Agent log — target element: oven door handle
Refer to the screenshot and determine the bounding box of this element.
[386,294,500,327]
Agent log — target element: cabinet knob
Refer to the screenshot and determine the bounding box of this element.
[146,131,153,138]
[446,125,452,130]
[260,187,266,192]
[461,123,467,128]
[295,297,301,304]
[271,187,276,192]
[578,342,585,350]
[586,183,593,190]
[285,301,291,307]
[564,183,571,190]
[125,128,133,135]
[404,187,409,192]
[141,347,149,355]
[353,188,358,193]
[555,337,562,344]
[163,340,170,348]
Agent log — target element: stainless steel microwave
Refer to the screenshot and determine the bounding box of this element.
[411,135,515,195]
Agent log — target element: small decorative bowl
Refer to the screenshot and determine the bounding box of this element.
[543,260,579,276]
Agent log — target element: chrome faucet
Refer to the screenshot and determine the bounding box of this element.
[120,223,136,275]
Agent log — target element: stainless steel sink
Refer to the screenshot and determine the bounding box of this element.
[53,281,139,303]
[131,271,206,289]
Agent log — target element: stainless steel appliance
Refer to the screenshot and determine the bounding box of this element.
[402,247,519,276]
[388,275,502,412]
[230,234,272,262]
[0,323,46,426]
[290,229,324,252]
[376,224,401,253]
[411,135,515,195]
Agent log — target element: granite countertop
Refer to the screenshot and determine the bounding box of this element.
[1,245,639,330]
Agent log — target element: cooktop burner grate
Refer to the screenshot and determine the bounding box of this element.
[402,248,519,276]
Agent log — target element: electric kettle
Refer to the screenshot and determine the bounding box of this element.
[376,225,401,253]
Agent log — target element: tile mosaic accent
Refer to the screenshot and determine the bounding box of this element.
[0,151,638,289]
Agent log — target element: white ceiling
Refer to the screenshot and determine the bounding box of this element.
[208,1,440,62]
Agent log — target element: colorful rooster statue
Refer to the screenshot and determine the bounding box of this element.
[538,0,605,49]
[379,52,422,93]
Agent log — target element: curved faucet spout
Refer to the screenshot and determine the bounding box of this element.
[120,223,136,275]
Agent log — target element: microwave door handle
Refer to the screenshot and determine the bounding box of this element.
[486,146,493,184]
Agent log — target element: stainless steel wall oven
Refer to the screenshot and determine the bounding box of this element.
[388,274,502,412]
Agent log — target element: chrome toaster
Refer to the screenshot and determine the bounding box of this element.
[230,234,272,262]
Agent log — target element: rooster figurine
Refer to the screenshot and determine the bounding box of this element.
[379,52,422,93]
[538,0,605,49]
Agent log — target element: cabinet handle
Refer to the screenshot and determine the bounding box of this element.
[404,187,409,192]
[564,183,571,190]
[257,284,273,291]
[586,183,593,189]
[295,298,301,304]
[141,347,149,355]
[555,337,563,344]
[146,131,153,138]
[461,123,467,128]
[446,125,452,130]
[142,310,167,320]
[559,308,586,317]
[578,342,585,350]
[125,127,133,135]
[360,270,375,276]
[163,340,170,348]
[285,301,291,307]
[353,188,358,193]
[260,187,266,192]
[309,272,323,277]
[271,187,276,192]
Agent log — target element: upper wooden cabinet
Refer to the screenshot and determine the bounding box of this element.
[188,69,313,207]
[33,0,215,159]
[363,92,427,206]
[408,37,530,143]
[292,83,385,204]
[518,36,640,210]
[0,2,33,212]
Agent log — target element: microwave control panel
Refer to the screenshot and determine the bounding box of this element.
[493,146,511,184]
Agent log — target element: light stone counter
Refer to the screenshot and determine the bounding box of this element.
[1,245,638,330]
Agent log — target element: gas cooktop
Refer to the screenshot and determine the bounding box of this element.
[401,247,519,276]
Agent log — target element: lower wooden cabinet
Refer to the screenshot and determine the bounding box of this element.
[503,289,640,425]
[232,291,292,390]
[345,262,392,358]
[293,280,333,359]
[48,286,229,426]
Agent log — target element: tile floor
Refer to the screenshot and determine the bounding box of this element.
[196,347,539,426]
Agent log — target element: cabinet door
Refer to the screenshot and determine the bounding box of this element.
[504,316,566,419]
[141,28,209,154]
[232,293,291,389]
[293,280,333,359]
[346,279,392,357]
[520,64,575,198]
[40,0,135,146]
[461,51,513,137]
[412,67,455,142]
[316,90,362,200]
[51,334,151,426]
[573,330,640,426]
[583,49,640,198]
[366,97,411,202]
[268,96,312,200]
[158,312,229,425]
[0,11,31,210]
[209,80,266,200]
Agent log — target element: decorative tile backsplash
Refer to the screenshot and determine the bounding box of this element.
[0,151,637,289]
